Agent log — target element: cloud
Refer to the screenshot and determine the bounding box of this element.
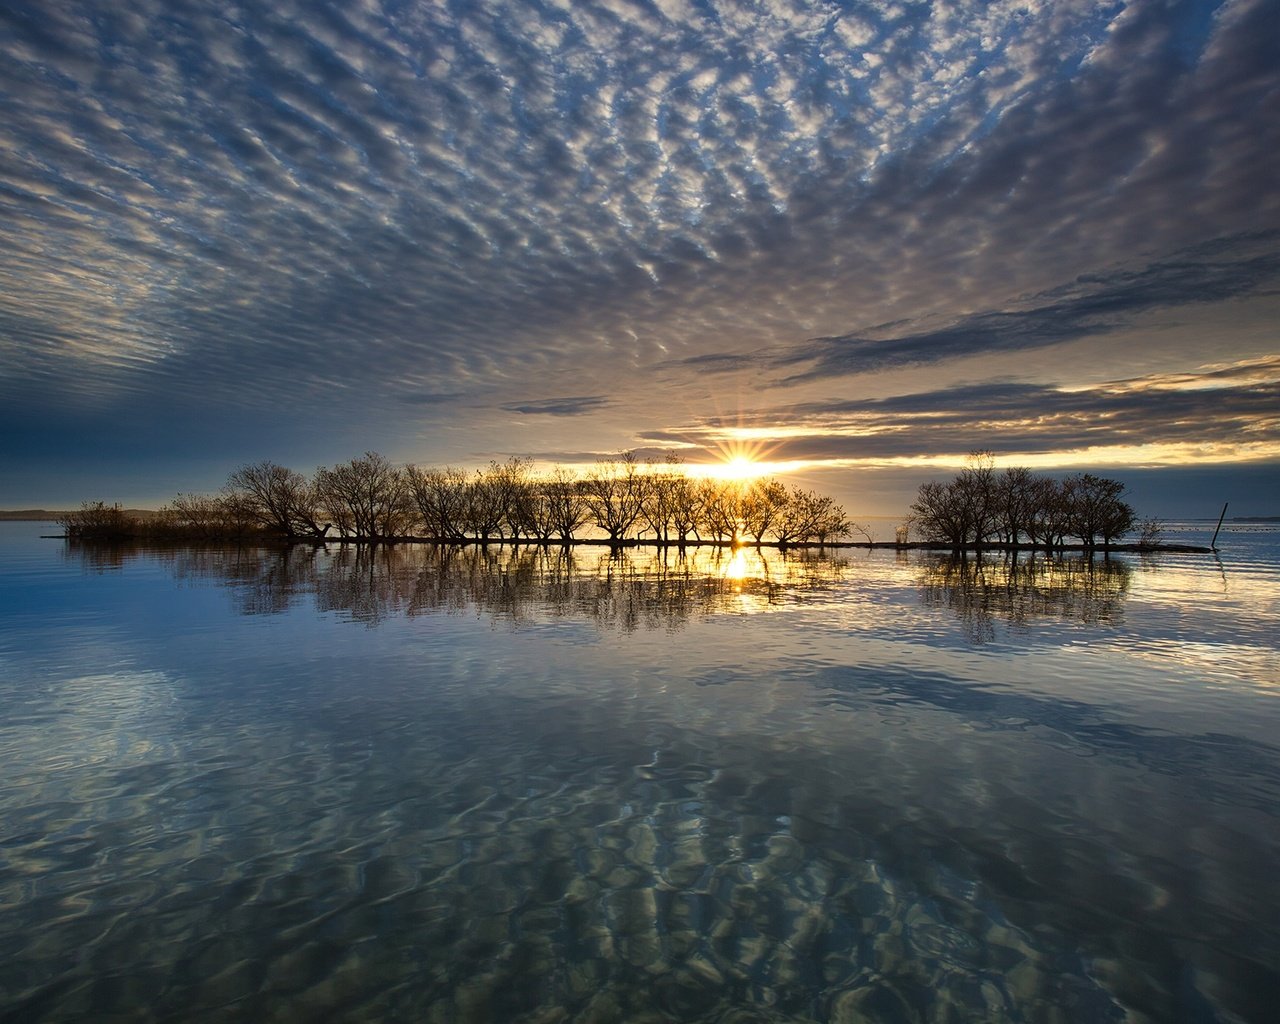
[396,392,468,406]
[499,395,611,416]
[661,358,1280,463]
[660,352,758,373]
[778,232,1280,380]
[0,0,1276,495]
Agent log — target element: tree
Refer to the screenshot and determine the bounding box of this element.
[773,487,827,545]
[1031,477,1072,550]
[226,461,324,538]
[582,452,648,543]
[638,454,685,546]
[1099,496,1137,550]
[490,457,536,541]
[159,493,235,538]
[316,452,412,540]
[406,465,469,541]
[911,453,1011,549]
[741,478,789,545]
[954,450,1000,548]
[510,481,554,543]
[697,480,743,543]
[810,497,853,545]
[1065,473,1134,551]
[909,480,967,547]
[58,501,136,540]
[454,457,533,543]
[543,468,590,542]
[215,490,258,536]
[665,472,704,546]
[995,467,1038,546]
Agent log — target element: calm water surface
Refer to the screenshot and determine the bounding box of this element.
[1,521,1278,1022]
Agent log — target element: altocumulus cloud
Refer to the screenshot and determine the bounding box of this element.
[0,0,1276,494]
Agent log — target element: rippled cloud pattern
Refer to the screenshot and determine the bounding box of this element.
[2,0,1277,505]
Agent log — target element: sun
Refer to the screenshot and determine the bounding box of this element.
[679,436,783,483]
[690,453,771,483]
[714,436,781,480]
[723,455,764,481]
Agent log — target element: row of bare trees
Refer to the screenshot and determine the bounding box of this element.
[67,451,856,546]
[909,452,1141,551]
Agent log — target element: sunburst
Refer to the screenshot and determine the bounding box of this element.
[690,436,782,483]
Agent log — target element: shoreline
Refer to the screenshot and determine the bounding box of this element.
[41,532,1214,554]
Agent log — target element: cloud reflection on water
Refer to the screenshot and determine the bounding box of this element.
[2,530,1274,1022]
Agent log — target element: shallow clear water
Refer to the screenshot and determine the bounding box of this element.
[1,522,1278,1022]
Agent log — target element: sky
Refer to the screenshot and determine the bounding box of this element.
[1,0,1278,517]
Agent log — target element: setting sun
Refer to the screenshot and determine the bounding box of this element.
[681,437,784,483]
[706,455,770,483]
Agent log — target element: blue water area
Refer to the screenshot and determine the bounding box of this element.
[1,522,1278,1022]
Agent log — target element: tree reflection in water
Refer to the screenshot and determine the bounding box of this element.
[918,552,1132,643]
[67,543,860,630]
[65,542,1138,638]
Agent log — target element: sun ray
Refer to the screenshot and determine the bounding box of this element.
[684,432,785,483]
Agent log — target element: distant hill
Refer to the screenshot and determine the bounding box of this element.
[0,509,159,521]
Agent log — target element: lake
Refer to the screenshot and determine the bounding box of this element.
[1,520,1277,1022]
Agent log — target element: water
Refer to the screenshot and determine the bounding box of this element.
[1,522,1278,1022]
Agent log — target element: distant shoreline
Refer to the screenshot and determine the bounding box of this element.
[0,509,160,522]
[32,531,1214,554]
[9,509,1273,527]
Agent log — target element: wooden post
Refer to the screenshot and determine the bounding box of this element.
[1211,502,1228,549]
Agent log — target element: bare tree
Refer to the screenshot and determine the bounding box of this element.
[772,486,831,545]
[995,466,1038,546]
[216,490,259,536]
[910,452,1001,549]
[847,520,875,545]
[459,462,515,544]
[639,455,686,545]
[497,459,564,544]
[741,478,789,545]
[489,457,536,541]
[582,452,648,543]
[666,472,704,546]
[406,465,469,541]
[58,501,136,540]
[1033,477,1073,550]
[226,461,323,538]
[158,493,236,538]
[510,482,554,543]
[1137,516,1163,547]
[544,469,590,542]
[1066,473,1135,551]
[697,480,743,543]
[316,452,411,540]
[909,480,966,547]
[955,450,1000,548]
[808,494,852,545]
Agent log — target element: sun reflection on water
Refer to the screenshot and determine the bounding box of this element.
[720,547,750,582]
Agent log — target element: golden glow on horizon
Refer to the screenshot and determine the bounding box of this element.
[679,435,784,483]
[692,456,772,482]
[541,438,1279,488]
[698,434,1280,472]
[669,356,1280,475]
[489,433,1279,489]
